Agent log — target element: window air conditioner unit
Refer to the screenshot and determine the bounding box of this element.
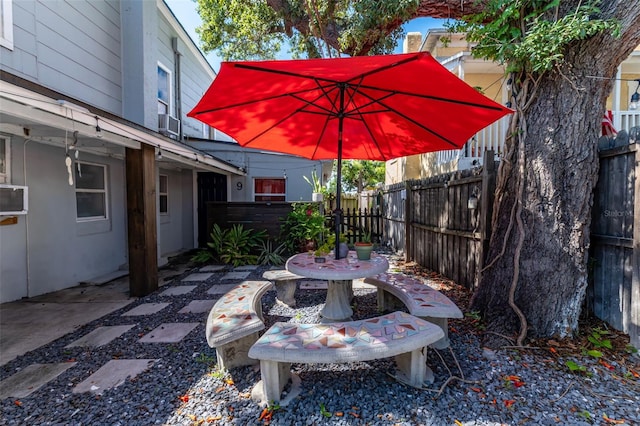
[158,114,180,137]
[0,184,28,215]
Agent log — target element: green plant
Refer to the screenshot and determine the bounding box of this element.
[203,224,267,267]
[258,239,286,266]
[319,403,332,418]
[196,353,217,365]
[190,248,215,264]
[588,328,613,350]
[565,360,587,374]
[280,202,328,253]
[577,410,592,422]
[303,169,323,193]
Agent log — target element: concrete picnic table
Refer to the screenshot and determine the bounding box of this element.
[286,251,389,322]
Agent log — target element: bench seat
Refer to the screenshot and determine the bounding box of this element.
[262,269,304,308]
[364,273,463,349]
[248,311,444,405]
[205,280,273,370]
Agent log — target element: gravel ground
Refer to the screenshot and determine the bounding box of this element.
[1,253,639,426]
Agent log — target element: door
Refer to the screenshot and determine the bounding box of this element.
[197,172,227,247]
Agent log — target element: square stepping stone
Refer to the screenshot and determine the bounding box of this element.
[139,323,200,343]
[234,265,258,271]
[160,285,197,296]
[206,283,237,295]
[66,325,135,348]
[0,363,77,399]
[122,303,170,316]
[178,300,216,314]
[300,280,328,290]
[199,265,225,272]
[221,271,251,280]
[182,272,213,282]
[72,359,156,395]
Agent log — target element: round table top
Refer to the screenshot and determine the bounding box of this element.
[286,251,389,281]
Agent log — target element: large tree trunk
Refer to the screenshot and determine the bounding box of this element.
[471,2,640,345]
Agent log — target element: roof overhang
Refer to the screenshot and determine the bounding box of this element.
[0,80,244,176]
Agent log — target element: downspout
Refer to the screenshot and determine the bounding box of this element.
[172,37,183,141]
[23,138,33,297]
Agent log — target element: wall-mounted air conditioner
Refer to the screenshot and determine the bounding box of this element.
[158,114,180,137]
[0,184,28,215]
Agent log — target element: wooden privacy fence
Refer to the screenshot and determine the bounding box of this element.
[205,202,292,241]
[380,153,496,290]
[590,144,640,348]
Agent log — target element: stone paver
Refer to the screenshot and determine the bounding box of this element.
[66,325,135,348]
[221,271,251,280]
[182,272,213,282]
[178,300,216,314]
[0,363,77,399]
[138,323,200,343]
[72,359,156,394]
[234,265,258,271]
[121,303,170,316]
[199,265,226,272]
[206,283,237,295]
[160,285,197,296]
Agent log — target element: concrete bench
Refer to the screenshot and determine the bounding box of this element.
[248,311,444,405]
[205,280,273,370]
[262,269,304,308]
[364,273,463,349]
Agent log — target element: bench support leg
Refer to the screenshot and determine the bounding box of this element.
[216,332,260,370]
[274,280,297,308]
[394,347,429,388]
[421,317,450,349]
[252,360,291,405]
[377,289,405,313]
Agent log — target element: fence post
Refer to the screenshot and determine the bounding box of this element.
[631,146,640,349]
[404,181,412,261]
[477,151,496,288]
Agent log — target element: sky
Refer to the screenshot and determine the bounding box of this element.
[165,0,446,72]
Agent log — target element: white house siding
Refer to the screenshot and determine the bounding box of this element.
[0,0,123,115]
[158,168,194,259]
[0,138,127,303]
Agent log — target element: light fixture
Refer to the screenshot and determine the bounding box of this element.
[630,79,640,110]
[157,147,163,160]
[95,116,103,138]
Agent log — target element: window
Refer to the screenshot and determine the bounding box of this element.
[254,178,285,202]
[157,63,172,115]
[0,0,13,50]
[159,174,168,214]
[0,135,9,183]
[75,162,107,220]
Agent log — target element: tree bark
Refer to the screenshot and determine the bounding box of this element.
[471,1,640,345]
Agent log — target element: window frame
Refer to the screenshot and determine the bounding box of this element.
[0,0,13,50]
[0,134,9,184]
[159,174,168,215]
[254,177,286,202]
[75,161,108,222]
[157,62,173,116]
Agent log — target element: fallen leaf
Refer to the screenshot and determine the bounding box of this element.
[599,359,615,371]
[549,347,557,354]
[470,387,483,393]
[349,412,360,418]
[14,400,22,406]
[187,414,197,421]
[206,415,222,422]
[225,379,234,386]
[454,420,464,426]
[504,399,516,408]
[215,386,225,393]
[179,394,189,403]
[335,412,344,417]
[629,369,639,378]
[603,414,626,424]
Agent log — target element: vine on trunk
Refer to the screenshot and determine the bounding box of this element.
[452,0,619,345]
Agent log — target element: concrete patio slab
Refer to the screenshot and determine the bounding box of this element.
[178,300,216,314]
[121,303,170,316]
[182,273,213,282]
[0,362,77,399]
[159,285,197,296]
[199,265,226,272]
[138,323,200,343]
[206,283,237,295]
[221,271,251,280]
[65,325,136,348]
[234,265,258,271]
[72,359,156,394]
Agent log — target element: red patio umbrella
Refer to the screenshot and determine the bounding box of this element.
[189,52,512,258]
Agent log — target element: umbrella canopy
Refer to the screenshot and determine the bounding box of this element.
[189,52,513,257]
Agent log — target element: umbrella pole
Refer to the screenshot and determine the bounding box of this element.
[334,84,345,259]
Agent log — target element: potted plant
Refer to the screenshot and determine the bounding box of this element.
[354,231,374,260]
[280,202,328,253]
[303,170,324,202]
